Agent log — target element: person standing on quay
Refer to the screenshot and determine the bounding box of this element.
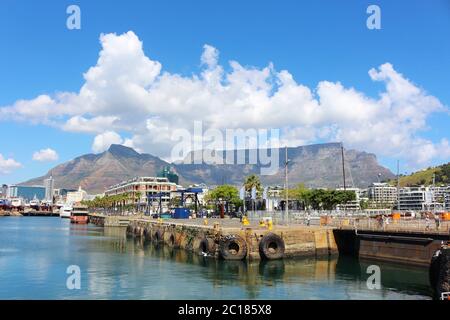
[434,213,441,230]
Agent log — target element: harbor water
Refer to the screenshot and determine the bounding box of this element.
[0,217,432,300]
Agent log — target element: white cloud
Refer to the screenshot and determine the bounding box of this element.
[0,31,449,169]
[0,154,22,174]
[92,131,123,153]
[32,148,59,162]
[201,44,219,68]
[62,115,119,133]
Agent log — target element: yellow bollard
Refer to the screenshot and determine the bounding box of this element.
[203,218,208,225]
[267,220,273,231]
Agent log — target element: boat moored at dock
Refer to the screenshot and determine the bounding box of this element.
[70,205,89,224]
[59,205,72,218]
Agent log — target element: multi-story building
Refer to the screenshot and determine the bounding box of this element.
[7,185,46,201]
[336,187,362,211]
[429,186,447,211]
[398,186,430,211]
[444,187,450,211]
[368,183,398,208]
[397,186,447,211]
[44,176,54,203]
[158,166,179,184]
[66,186,88,204]
[1,184,8,198]
[105,177,177,211]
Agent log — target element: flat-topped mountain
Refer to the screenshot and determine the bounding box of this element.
[21,143,395,194]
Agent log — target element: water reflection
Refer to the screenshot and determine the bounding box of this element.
[95,226,431,299]
[0,218,432,300]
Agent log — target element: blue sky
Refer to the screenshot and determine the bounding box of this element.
[0,0,449,184]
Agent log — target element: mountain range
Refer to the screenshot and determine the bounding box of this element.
[21,143,395,194]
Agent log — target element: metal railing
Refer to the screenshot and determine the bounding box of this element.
[245,210,450,234]
[328,217,450,234]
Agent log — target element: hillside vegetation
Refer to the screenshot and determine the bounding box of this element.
[392,162,450,187]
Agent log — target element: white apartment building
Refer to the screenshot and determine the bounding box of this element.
[444,186,450,210]
[265,186,284,211]
[398,187,429,211]
[368,183,398,208]
[105,177,177,211]
[66,186,88,204]
[429,186,447,211]
[336,187,362,211]
[397,186,447,211]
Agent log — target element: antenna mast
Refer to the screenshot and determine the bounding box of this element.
[285,146,289,222]
[397,160,400,211]
[341,143,346,191]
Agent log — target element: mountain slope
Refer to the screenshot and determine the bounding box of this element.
[391,162,450,187]
[175,143,394,188]
[22,145,171,194]
[21,143,395,193]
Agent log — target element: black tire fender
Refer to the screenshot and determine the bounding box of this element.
[219,235,247,260]
[259,233,285,260]
[165,231,177,247]
[199,237,216,255]
[142,227,150,241]
[153,229,163,243]
[126,225,133,235]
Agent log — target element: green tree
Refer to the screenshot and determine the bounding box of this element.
[296,189,356,210]
[360,199,369,210]
[244,175,262,194]
[206,185,242,213]
[436,163,450,184]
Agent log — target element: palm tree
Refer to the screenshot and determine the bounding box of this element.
[244,174,262,194]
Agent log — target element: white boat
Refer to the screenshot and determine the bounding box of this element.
[55,200,65,208]
[29,197,40,210]
[11,198,24,210]
[60,205,72,218]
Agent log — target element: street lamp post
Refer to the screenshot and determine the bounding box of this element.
[285,146,290,224]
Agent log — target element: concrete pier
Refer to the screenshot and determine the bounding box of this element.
[89,214,450,298]
[90,215,338,260]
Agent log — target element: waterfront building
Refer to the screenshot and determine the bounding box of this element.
[265,186,284,211]
[55,188,77,197]
[66,186,88,204]
[429,186,447,211]
[398,186,430,211]
[397,186,447,211]
[158,166,179,184]
[6,185,46,202]
[398,187,427,211]
[336,187,362,211]
[105,177,177,212]
[1,184,7,198]
[44,176,55,203]
[368,183,398,208]
[444,187,450,210]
